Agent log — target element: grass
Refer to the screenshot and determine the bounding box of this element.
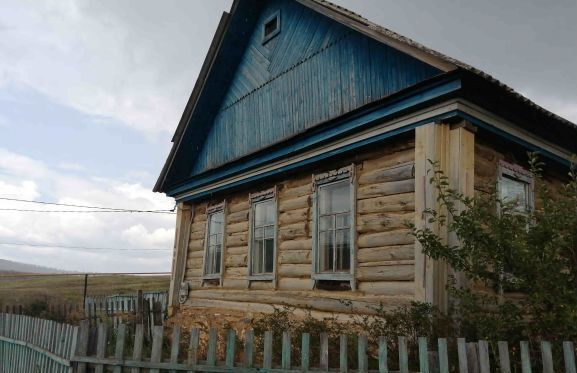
[0,273,170,306]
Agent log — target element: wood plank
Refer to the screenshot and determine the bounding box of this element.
[225,329,236,368]
[541,341,553,373]
[378,336,388,373]
[207,328,218,366]
[244,329,254,368]
[150,325,164,373]
[357,245,414,263]
[95,323,107,373]
[520,341,532,373]
[282,331,291,369]
[279,195,310,212]
[466,342,479,373]
[279,239,311,251]
[356,212,414,234]
[263,331,273,369]
[438,338,449,373]
[320,332,328,371]
[358,163,414,185]
[398,336,408,373]
[358,335,368,373]
[113,324,126,373]
[169,326,181,373]
[564,341,577,373]
[187,327,199,367]
[478,340,490,373]
[498,341,511,373]
[418,337,429,373]
[301,333,310,371]
[357,281,414,296]
[340,335,348,373]
[457,338,468,373]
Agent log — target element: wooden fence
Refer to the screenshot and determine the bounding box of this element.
[2,313,577,372]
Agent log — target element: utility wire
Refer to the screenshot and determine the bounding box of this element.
[0,197,176,214]
[0,208,174,214]
[0,242,171,252]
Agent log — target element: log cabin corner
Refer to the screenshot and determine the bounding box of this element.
[154,0,577,319]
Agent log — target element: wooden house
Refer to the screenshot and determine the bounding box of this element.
[155,0,577,318]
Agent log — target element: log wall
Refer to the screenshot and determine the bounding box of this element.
[180,137,417,315]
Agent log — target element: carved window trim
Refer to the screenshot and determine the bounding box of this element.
[311,165,357,290]
[247,187,278,285]
[202,201,226,283]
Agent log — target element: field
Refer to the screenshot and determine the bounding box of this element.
[0,273,170,306]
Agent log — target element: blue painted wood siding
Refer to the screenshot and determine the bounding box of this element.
[191,0,440,176]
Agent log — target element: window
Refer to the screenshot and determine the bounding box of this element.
[203,203,225,278]
[498,161,534,214]
[312,165,355,287]
[262,11,280,44]
[249,188,277,279]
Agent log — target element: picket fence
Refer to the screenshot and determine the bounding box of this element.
[2,313,577,372]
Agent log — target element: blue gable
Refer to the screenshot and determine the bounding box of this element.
[189,0,441,176]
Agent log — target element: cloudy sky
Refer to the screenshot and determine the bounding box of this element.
[0,0,575,273]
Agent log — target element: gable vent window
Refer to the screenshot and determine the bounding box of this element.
[262,11,281,44]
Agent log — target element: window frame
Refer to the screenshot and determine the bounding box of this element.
[261,10,281,45]
[247,187,278,284]
[311,165,356,290]
[202,201,226,282]
[497,160,534,215]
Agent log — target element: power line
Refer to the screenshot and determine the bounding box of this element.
[0,208,174,214]
[0,197,176,214]
[0,242,171,252]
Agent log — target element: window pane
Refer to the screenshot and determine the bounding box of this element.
[319,231,334,272]
[264,226,275,239]
[319,215,333,232]
[336,213,349,229]
[214,244,221,273]
[336,229,350,271]
[210,212,223,233]
[319,181,350,214]
[254,200,276,227]
[255,227,264,239]
[264,238,274,273]
[252,238,263,274]
[501,176,528,211]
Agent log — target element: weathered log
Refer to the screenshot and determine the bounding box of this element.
[222,278,247,289]
[227,233,247,247]
[184,268,202,279]
[228,210,249,223]
[358,163,414,185]
[357,179,415,200]
[226,267,247,277]
[278,264,311,278]
[279,195,309,212]
[279,184,311,199]
[227,221,248,234]
[279,208,309,225]
[249,281,274,290]
[191,222,206,232]
[357,245,414,263]
[228,200,250,213]
[357,230,414,248]
[190,230,205,240]
[188,239,205,251]
[475,156,497,178]
[357,193,415,214]
[226,246,248,256]
[358,259,414,268]
[278,222,308,240]
[361,148,415,172]
[186,258,203,269]
[277,278,313,291]
[279,250,311,265]
[279,239,312,251]
[357,264,414,281]
[356,212,414,234]
[358,281,415,296]
[225,253,247,267]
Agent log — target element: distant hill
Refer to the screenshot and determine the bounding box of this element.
[0,259,68,274]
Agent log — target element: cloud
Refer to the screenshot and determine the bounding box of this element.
[0,147,175,272]
[0,0,225,139]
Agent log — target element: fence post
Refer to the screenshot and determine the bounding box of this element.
[113,323,126,373]
[264,330,273,370]
[320,332,329,371]
[130,323,144,373]
[301,332,310,372]
[95,322,108,373]
[150,325,164,373]
[169,325,181,373]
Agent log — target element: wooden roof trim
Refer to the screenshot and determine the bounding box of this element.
[296,0,457,72]
[154,8,234,192]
